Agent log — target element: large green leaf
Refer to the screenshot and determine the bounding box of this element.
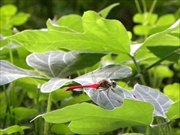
[32,99,153,134]
[9,11,130,54]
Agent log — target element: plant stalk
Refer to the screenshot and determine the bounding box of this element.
[44,92,52,135]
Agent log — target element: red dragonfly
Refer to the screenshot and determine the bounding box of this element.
[65,79,117,95]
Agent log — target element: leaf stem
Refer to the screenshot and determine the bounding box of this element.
[141,0,147,13]
[129,54,146,85]
[44,92,52,135]
[134,0,142,14]
[149,0,157,15]
[130,50,178,82]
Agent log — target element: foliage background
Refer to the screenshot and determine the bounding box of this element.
[0,0,179,135]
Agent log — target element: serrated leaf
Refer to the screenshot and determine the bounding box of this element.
[9,11,130,54]
[0,60,43,85]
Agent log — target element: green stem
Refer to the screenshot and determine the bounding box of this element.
[134,0,142,13]
[149,0,157,15]
[141,50,178,75]
[44,93,52,135]
[130,54,146,85]
[8,42,13,63]
[141,0,147,13]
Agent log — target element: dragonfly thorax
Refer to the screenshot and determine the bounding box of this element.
[98,79,116,89]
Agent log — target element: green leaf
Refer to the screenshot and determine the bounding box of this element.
[60,94,90,107]
[149,65,174,79]
[56,15,83,32]
[137,20,180,62]
[51,124,74,134]
[156,14,176,26]
[46,19,77,33]
[164,83,180,102]
[10,12,30,26]
[9,11,130,54]
[98,3,120,18]
[133,25,151,35]
[0,4,17,18]
[166,100,180,121]
[15,78,49,102]
[0,125,30,135]
[133,13,158,25]
[35,99,153,134]
[12,107,38,120]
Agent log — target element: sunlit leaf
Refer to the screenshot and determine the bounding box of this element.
[166,100,180,120]
[0,60,43,85]
[9,11,130,54]
[164,83,180,102]
[98,3,120,18]
[32,100,153,134]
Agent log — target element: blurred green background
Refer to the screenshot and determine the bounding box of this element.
[1,0,179,31]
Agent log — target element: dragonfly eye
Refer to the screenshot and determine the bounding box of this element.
[111,80,116,88]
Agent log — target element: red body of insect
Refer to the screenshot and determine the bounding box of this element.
[65,79,116,91]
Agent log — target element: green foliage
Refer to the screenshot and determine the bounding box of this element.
[0,1,179,135]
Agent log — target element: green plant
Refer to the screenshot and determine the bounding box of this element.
[0,1,179,135]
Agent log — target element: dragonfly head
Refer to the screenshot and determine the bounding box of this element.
[111,80,116,88]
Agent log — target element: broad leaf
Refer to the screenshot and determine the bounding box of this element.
[69,69,173,119]
[26,51,106,78]
[9,11,130,54]
[0,60,43,85]
[32,100,153,134]
[41,78,72,93]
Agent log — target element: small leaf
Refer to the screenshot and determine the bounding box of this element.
[12,107,38,120]
[98,3,120,18]
[156,14,176,26]
[46,19,76,33]
[0,60,43,85]
[164,83,180,102]
[0,125,30,135]
[56,15,83,32]
[51,124,73,134]
[166,100,180,120]
[149,66,174,79]
[10,12,30,26]
[0,4,17,17]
